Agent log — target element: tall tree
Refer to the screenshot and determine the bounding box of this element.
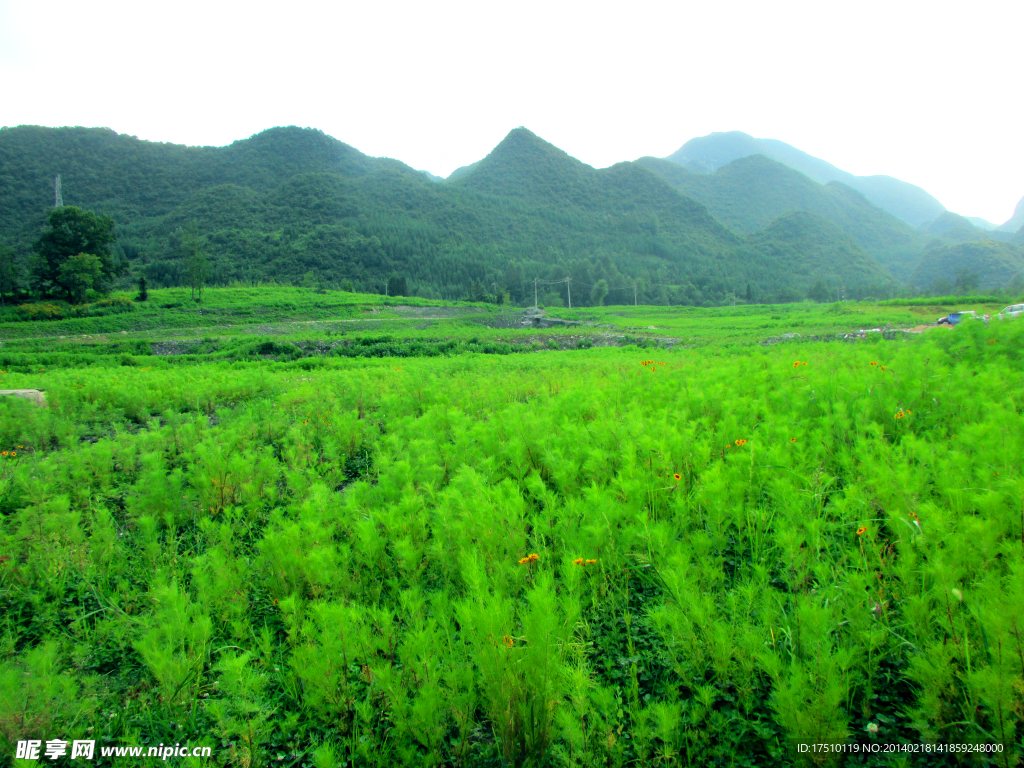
[31,206,116,298]
[954,269,979,294]
[58,253,104,304]
[0,243,19,304]
[180,221,209,301]
[387,275,408,297]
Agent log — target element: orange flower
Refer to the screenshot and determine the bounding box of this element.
[856,526,867,536]
[673,473,682,481]
[895,411,904,420]
[790,437,797,443]
[735,439,747,446]
[1,452,7,457]
[518,557,530,565]
[573,558,585,565]
[585,559,597,564]
[793,361,800,368]
[503,635,514,648]
[528,553,539,561]
[881,366,886,371]
[988,339,995,344]
[869,361,877,366]
[10,452,15,457]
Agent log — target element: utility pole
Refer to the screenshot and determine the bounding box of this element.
[565,276,571,309]
[54,175,63,208]
[534,277,538,309]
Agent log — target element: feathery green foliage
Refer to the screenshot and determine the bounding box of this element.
[1,297,1022,765]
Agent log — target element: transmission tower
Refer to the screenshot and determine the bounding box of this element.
[54,175,63,208]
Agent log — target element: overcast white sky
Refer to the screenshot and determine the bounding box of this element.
[1,0,1021,224]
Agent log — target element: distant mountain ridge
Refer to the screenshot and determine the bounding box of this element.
[636,154,928,280]
[665,131,947,227]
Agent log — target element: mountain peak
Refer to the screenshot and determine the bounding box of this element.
[223,126,379,181]
[448,127,593,201]
[665,131,763,174]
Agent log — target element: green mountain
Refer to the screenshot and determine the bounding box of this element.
[636,154,927,280]
[0,124,897,304]
[909,240,1024,291]
[666,131,946,227]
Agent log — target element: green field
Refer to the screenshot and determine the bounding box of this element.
[2,290,1023,767]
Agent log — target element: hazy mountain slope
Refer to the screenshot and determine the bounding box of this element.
[665,131,946,227]
[921,212,990,243]
[999,195,1024,232]
[445,160,481,182]
[909,240,1024,290]
[966,217,997,230]
[636,154,926,279]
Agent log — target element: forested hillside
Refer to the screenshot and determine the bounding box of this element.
[0,125,904,305]
[909,240,1024,291]
[745,212,892,299]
